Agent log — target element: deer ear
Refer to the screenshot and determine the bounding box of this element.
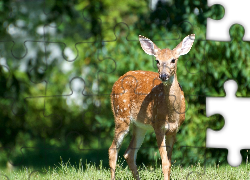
[139,35,160,56]
[174,34,195,56]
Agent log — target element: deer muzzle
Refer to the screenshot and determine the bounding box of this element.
[159,73,169,81]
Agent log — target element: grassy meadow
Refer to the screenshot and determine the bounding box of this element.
[1,157,250,180]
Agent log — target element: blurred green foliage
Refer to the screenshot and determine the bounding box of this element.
[0,0,249,169]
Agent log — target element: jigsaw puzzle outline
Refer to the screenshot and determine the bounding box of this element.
[1,0,250,179]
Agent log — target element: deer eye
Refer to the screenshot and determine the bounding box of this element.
[155,60,160,64]
[171,59,175,63]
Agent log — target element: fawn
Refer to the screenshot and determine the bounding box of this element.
[109,34,195,180]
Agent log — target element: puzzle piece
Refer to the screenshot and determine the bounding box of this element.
[41,42,116,97]
[1,66,46,116]
[186,147,229,179]
[205,24,250,92]
[0,1,48,60]
[43,1,100,62]
[91,3,184,42]
[206,80,250,166]
[207,0,250,41]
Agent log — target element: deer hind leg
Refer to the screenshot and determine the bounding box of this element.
[155,129,174,180]
[109,122,129,180]
[123,125,147,180]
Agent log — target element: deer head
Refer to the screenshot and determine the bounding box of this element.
[139,34,195,85]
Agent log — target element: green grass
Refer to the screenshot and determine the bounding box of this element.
[1,157,250,180]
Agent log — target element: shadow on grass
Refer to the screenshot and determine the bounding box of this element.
[9,142,111,169]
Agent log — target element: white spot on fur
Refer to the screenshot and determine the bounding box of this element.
[164,123,169,130]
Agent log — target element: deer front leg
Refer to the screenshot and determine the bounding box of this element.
[155,129,172,180]
[165,133,176,179]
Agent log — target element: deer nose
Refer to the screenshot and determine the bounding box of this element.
[159,74,169,81]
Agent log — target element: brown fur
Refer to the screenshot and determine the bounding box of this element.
[109,34,194,180]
